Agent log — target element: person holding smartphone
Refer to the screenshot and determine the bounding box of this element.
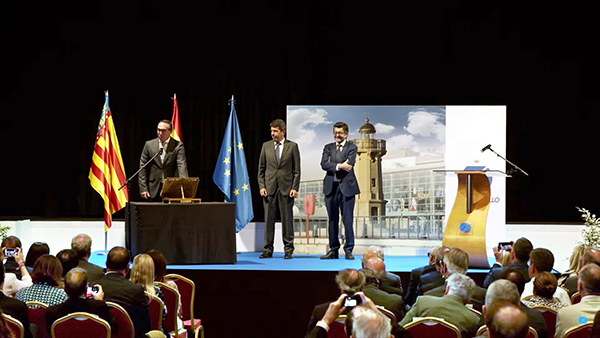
[1,246,33,297]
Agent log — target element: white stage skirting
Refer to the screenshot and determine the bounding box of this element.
[0,220,584,272]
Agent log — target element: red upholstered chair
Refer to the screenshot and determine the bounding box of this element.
[106,301,135,338]
[571,291,581,304]
[2,314,24,338]
[27,301,50,338]
[328,314,347,338]
[148,293,165,332]
[155,282,184,338]
[375,305,397,323]
[50,312,110,338]
[531,305,557,338]
[403,317,460,338]
[563,323,593,338]
[477,325,538,338]
[164,274,204,338]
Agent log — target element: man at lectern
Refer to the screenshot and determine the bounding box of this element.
[139,120,188,201]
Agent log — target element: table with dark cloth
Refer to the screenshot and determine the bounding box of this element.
[126,202,237,264]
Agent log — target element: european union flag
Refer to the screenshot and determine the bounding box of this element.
[213,100,254,232]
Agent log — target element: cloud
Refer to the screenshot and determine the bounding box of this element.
[287,108,332,147]
[374,123,395,135]
[405,110,445,142]
[386,134,417,151]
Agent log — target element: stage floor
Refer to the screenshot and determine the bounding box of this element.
[90,251,491,273]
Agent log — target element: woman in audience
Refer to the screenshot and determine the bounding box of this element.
[522,271,568,310]
[15,255,67,306]
[130,254,169,335]
[24,242,50,274]
[558,243,585,286]
[1,246,32,297]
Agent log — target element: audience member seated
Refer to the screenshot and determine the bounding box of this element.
[362,246,403,296]
[146,249,176,290]
[591,307,600,337]
[15,255,67,306]
[400,273,480,338]
[306,292,412,338]
[479,301,529,338]
[522,248,571,305]
[71,234,105,284]
[424,247,487,312]
[306,268,365,335]
[1,245,32,297]
[56,249,79,277]
[0,261,32,338]
[405,245,449,306]
[24,242,49,274]
[361,268,405,322]
[561,247,600,297]
[555,263,600,338]
[557,244,586,286]
[483,237,533,288]
[45,267,114,333]
[96,246,151,338]
[2,236,25,280]
[522,271,568,310]
[500,268,548,338]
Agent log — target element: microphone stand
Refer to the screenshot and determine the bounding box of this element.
[119,149,162,191]
[486,146,529,176]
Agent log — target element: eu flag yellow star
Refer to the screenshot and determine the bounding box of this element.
[237,142,243,150]
[234,189,240,196]
[223,157,230,165]
[225,170,231,176]
[243,183,249,191]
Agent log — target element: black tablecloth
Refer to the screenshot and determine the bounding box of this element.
[126,202,237,264]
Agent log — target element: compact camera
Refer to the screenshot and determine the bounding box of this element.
[344,294,361,308]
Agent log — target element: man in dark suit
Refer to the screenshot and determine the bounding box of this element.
[405,245,449,306]
[96,246,150,338]
[320,122,361,260]
[71,233,105,284]
[483,237,533,288]
[46,268,113,333]
[361,268,405,322]
[0,261,32,338]
[257,119,301,259]
[139,120,188,201]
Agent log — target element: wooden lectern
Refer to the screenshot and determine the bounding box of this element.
[438,170,507,268]
[161,177,201,203]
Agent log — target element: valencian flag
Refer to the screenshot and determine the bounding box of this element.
[213,97,254,232]
[89,91,128,231]
[171,94,183,142]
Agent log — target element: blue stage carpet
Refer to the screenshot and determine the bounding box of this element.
[90,251,490,273]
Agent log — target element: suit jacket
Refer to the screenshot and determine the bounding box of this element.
[258,139,301,196]
[405,264,444,306]
[556,294,600,338]
[96,272,151,338]
[46,297,114,333]
[0,291,32,338]
[562,275,578,297]
[78,259,105,284]
[363,285,405,322]
[139,137,188,198]
[483,261,530,288]
[320,141,360,196]
[425,282,487,313]
[380,272,403,297]
[399,294,480,338]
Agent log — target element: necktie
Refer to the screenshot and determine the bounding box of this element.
[335,143,342,162]
[160,142,167,164]
[276,142,282,163]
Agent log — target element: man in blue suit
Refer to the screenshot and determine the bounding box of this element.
[320,122,360,260]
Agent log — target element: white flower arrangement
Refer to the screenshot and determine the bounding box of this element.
[578,207,600,248]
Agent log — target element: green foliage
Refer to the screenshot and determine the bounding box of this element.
[578,207,600,248]
[0,223,10,240]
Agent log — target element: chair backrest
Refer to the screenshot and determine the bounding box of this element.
[147,293,165,331]
[375,305,397,323]
[467,306,482,317]
[106,301,135,338]
[571,291,581,304]
[155,281,181,334]
[531,305,557,338]
[50,312,110,338]
[26,301,49,338]
[328,314,347,338]
[563,323,593,338]
[2,314,24,338]
[403,317,461,338]
[164,273,195,321]
[478,325,537,338]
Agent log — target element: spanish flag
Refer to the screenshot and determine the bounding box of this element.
[171,94,183,142]
[89,91,128,231]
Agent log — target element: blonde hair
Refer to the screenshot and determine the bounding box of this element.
[130,254,156,296]
[569,244,586,274]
